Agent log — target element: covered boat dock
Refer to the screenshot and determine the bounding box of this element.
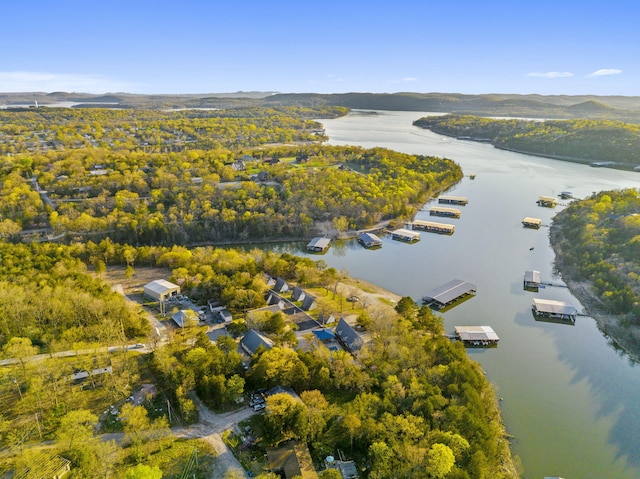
[522,217,542,229]
[454,326,499,347]
[438,195,468,205]
[358,232,383,248]
[524,270,541,289]
[411,220,455,234]
[532,298,578,323]
[423,279,477,309]
[307,237,331,252]
[391,228,421,243]
[429,206,461,218]
[537,196,557,207]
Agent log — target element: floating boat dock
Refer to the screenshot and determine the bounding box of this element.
[532,298,578,323]
[454,326,499,347]
[423,279,477,309]
[358,232,382,248]
[438,195,468,205]
[306,237,331,252]
[537,196,557,207]
[411,219,455,234]
[522,217,542,229]
[524,270,541,289]
[429,206,461,218]
[391,228,421,243]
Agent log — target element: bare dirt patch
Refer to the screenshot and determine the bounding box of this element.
[100,266,173,295]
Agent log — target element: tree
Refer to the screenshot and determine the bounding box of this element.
[125,464,163,479]
[263,393,308,444]
[318,469,343,479]
[426,443,455,479]
[250,347,309,389]
[56,409,98,450]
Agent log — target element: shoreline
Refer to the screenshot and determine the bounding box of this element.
[550,224,640,364]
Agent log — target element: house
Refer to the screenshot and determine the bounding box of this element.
[291,286,306,302]
[257,171,269,181]
[266,441,318,479]
[301,294,317,311]
[172,309,198,328]
[143,279,180,302]
[231,159,246,171]
[273,277,289,293]
[335,317,364,353]
[216,309,233,323]
[240,329,274,356]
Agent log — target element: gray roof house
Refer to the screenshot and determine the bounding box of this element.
[335,317,364,353]
[291,286,306,302]
[240,329,275,356]
[301,294,317,311]
[274,277,289,293]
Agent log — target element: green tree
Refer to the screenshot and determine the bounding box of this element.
[426,443,455,478]
[55,409,98,450]
[125,463,163,479]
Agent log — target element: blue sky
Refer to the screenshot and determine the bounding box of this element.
[2,0,638,96]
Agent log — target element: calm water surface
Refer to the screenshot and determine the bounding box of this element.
[264,110,640,478]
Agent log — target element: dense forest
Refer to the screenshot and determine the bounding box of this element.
[0,241,519,478]
[413,115,640,169]
[550,189,640,319]
[0,107,461,244]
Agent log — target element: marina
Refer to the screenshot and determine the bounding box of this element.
[390,228,420,243]
[422,279,477,310]
[454,325,499,347]
[411,219,455,234]
[306,237,331,253]
[429,206,461,218]
[438,195,468,205]
[357,232,383,248]
[522,217,542,228]
[532,298,578,323]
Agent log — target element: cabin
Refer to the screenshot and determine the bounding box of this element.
[522,217,542,228]
[537,196,557,207]
[291,286,306,302]
[429,206,461,218]
[307,237,331,253]
[532,298,578,323]
[411,220,455,234]
[358,232,383,248]
[524,270,541,289]
[438,195,468,205]
[454,326,499,347]
[171,309,198,328]
[335,317,364,353]
[266,441,318,479]
[273,277,289,293]
[391,228,421,243]
[301,294,317,311]
[423,279,477,309]
[240,329,274,356]
[143,279,180,302]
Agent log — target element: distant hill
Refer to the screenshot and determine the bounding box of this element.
[3,91,640,122]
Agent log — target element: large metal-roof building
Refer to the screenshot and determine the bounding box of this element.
[143,279,180,302]
[454,326,499,347]
[532,298,578,322]
[423,279,477,309]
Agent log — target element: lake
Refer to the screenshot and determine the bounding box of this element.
[271,110,640,478]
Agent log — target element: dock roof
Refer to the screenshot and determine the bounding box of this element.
[532,298,578,316]
[391,228,421,240]
[423,279,477,306]
[307,237,330,250]
[524,270,541,284]
[455,325,499,342]
[522,217,542,225]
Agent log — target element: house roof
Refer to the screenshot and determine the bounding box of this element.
[274,277,289,293]
[291,286,306,301]
[301,294,316,311]
[172,309,198,327]
[144,279,180,295]
[335,317,363,352]
[240,329,274,355]
[312,328,336,341]
[267,441,317,479]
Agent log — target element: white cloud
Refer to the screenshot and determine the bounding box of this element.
[586,69,622,77]
[526,71,574,79]
[0,71,137,93]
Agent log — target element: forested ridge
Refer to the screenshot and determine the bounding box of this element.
[550,189,640,318]
[0,107,461,244]
[413,115,640,169]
